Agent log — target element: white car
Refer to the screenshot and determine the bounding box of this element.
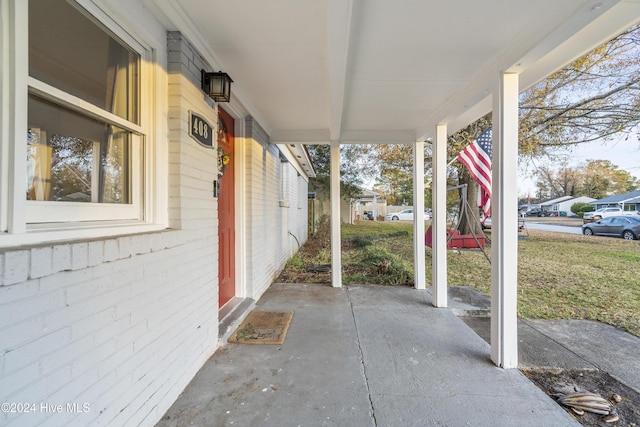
[583,207,623,220]
[583,207,638,221]
[386,209,431,221]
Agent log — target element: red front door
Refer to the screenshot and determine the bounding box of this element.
[218,108,235,308]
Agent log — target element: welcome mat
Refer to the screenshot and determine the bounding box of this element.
[228,311,294,345]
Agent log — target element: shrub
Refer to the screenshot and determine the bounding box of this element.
[351,235,373,248]
[570,202,589,215]
[357,246,413,285]
[570,203,594,218]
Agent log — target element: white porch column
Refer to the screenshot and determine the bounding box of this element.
[330,141,342,287]
[372,195,378,220]
[413,140,426,290]
[432,124,448,307]
[491,72,519,368]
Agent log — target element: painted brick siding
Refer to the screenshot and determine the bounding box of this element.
[167,31,218,231]
[244,117,309,299]
[0,231,218,427]
[0,31,220,427]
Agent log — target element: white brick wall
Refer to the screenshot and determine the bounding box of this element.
[0,230,218,427]
[243,117,309,300]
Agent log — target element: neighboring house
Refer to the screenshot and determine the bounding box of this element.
[538,195,573,214]
[627,196,640,207]
[589,190,640,212]
[314,187,384,224]
[351,188,384,222]
[543,196,596,216]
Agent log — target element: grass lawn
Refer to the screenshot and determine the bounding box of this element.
[278,219,640,337]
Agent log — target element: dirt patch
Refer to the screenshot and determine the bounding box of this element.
[523,368,640,426]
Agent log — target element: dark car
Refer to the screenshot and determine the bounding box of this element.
[525,208,547,217]
[582,216,640,240]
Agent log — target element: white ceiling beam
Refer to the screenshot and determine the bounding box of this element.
[340,129,416,144]
[327,0,355,141]
[270,128,416,145]
[269,129,331,145]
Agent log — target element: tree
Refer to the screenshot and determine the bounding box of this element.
[371,144,415,205]
[579,159,638,198]
[533,159,638,199]
[519,24,640,157]
[532,161,581,198]
[307,144,369,200]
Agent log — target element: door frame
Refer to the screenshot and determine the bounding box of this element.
[217,104,247,308]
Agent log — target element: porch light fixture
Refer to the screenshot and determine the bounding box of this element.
[201,70,233,102]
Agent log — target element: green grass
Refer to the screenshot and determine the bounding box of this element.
[278,219,640,337]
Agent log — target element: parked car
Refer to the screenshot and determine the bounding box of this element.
[525,208,548,217]
[386,209,430,221]
[581,216,640,240]
[583,207,638,222]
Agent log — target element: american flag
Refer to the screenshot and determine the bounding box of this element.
[457,127,492,220]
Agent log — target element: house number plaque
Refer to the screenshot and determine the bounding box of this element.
[189,111,213,148]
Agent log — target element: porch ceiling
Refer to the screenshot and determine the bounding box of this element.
[162,0,640,144]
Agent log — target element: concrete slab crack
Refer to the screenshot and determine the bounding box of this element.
[346,287,378,427]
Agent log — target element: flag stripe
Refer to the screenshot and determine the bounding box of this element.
[457,128,492,218]
[458,143,491,193]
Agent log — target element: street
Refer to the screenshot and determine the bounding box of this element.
[524,221,583,235]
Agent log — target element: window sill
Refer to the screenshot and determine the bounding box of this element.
[0,221,168,249]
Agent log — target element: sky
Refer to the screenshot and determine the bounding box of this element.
[517,135,640,198]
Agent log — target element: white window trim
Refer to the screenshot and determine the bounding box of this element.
[278,156,291,208]
[0,0,166,247]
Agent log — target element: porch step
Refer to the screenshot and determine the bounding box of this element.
[447,286,491,317]
[218,297,255,341]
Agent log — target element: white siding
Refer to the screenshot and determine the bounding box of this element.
[243,117,308,300]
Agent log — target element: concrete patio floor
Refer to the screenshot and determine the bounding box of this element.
[157,283,580,426]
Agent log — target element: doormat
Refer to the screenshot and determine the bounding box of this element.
[228,311,294,345]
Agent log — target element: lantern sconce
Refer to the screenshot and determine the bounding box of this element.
[201,70,233,102]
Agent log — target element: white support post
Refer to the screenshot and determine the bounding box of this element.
[413,140,426,290]
[491,72,519,368]
[330,141,342,287]
[432,124,448,307]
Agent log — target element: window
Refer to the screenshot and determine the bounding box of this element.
[279,152,290,208]
[26,0,144,223]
